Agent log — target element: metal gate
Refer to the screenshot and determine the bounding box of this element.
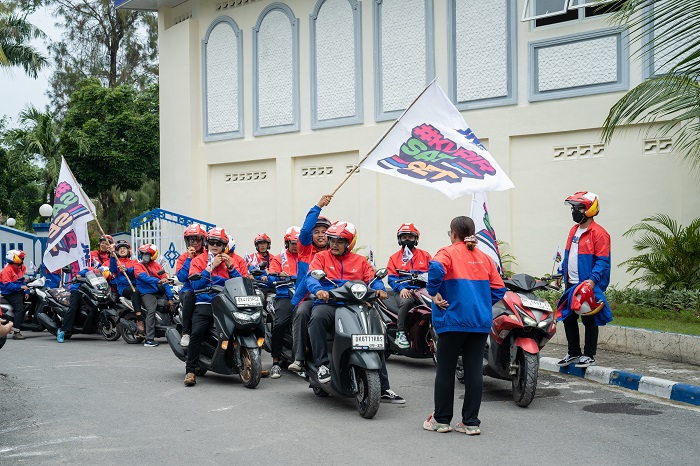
[0,225,43,277]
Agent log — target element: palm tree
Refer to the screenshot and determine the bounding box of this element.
[0,6,48,78]
[601,0,700,170]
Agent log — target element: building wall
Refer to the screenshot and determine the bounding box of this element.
[157,0,700,286]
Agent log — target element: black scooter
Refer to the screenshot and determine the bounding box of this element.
[37,270,121,341]
[304,268,388,419]
[0,275,48,333]
[166,275,265,389]
[257,274,297,366]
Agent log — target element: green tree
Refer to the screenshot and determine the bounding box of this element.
[620,214,700,291]
[47,0,158,110]
[601,0,700,170]
[61,78,159,232]
[0,2,48,78]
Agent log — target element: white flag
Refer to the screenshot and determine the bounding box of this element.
[42,158,96,272]
[471,192,503,275]
[360,81,514,200]
[401,245,414,264]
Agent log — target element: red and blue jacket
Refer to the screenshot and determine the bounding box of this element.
[109,257,139,296]
[134,261,173,299]
[176,249,206,293]
[0,263,27,296]
[42,265,64,289]
[292,205,328,306]
[90,250,111,268]
[189,253,241,303]
[228,252,249,278]
[427,243,506,334]
[557,220,612,325]
[387,248,432,292]
[306,250,386,305]
[267,249,298,299]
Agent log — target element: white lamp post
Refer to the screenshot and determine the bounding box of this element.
[6,218,16,227]
[39,204,53,219]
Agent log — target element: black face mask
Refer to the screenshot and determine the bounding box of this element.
[399,239,417,250]
[572,209,586,224]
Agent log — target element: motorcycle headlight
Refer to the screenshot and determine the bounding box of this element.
[232,311,261,322]
[537,315,553,329]
[515,305,537,327]
[350,283,367,300]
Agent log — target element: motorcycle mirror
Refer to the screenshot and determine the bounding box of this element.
[156,269,166,276]
[188,273,202,281]
[374,268,389,279]
[310,269,326,280]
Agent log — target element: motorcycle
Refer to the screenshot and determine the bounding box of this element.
[0,309,6,350]
[304,268,388,419]
[257,274,297,367]
[165,274,265,389]
[0,276,48,333]
[456,273,558,407]
[377,270,436,363]
[119,272,182,344]
[37,270,122,341]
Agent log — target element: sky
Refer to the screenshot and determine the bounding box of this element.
[0,6,63,127]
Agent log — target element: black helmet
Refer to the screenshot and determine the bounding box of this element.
[115,239,131,254]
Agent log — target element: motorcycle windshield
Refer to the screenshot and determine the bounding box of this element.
[85,271,109,290]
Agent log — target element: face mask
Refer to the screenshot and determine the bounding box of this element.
[399,239,417,250]
[572,209,586,224]
[142,255,151,263]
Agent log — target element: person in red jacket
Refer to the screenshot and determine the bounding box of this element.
[267,226,300,379]
[247,233,274,271]
[90,235,114,267]
[226,235,249,278]
[134,244,173,347]
[0,249,29,340]
[109,240,142,335]
[386,223,432,349]
[175,223,208,347]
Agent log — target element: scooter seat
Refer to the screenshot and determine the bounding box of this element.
[48,288,71,306]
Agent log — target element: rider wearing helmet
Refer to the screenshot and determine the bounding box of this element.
[248,233,274,271]
[90,235,114,267]
[226,235,249,278]
[184,227,242,387]
[109,240,142,333]
[266,226,301,379]
[176,224,208,347]
[57,260,110,343]
[556,191,611,369]
[0,249,29,340]
[288,195,333,372]
[386,223,433,349]
[134,244,173,348]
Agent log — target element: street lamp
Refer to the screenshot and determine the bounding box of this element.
[6,218,16,227]
[39,204,53,219]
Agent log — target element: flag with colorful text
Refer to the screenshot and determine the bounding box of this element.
[471,191,503,275]
[360,81,514,199]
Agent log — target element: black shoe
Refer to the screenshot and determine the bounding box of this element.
[317,365,331,383]
[381,389,406,404]
[143,340,159,347]
[575,355,596,368]
[556,354,580,367]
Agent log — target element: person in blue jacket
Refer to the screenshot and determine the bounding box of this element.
[109,241,142,334]
[57,263,109,343]
[424,216,506,435]
[133,244,173,347]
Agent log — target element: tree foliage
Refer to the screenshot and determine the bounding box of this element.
[601,0,700,171]
[0,1,48,78]
[620,214,700,291]
[47,0,158,110]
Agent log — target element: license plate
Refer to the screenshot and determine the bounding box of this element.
[352,334,384,350]
[519,296,552,311]
[235,296,262,307]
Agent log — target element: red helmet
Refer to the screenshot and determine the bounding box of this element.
[254,233,271,246]
[138,243,159,260]
[396,223,420,245]
[183,223,207,240]
[565,191,599,218]
[99,234,114,245]
[326,221,357,252]
[5,249,25,265]
[284,226,301,243]
[570,282,604,316]
[314,216,331,230]
[207,227,229,245]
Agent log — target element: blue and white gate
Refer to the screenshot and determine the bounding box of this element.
[130,209,215,274]
[0,225,43,277]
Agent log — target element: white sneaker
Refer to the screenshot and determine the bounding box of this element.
[288,360,304,372]
[180,334,190,347]
[395,331,410,350]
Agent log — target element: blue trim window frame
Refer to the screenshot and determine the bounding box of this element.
[640,3,688,80]
[202,16,245,142]
[252,3,301,136]
[310,0,364,130]
[446,0,517,110]
[528,28,629,102]
[373,0,436,122]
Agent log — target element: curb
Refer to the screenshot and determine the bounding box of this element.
[540,357,700,407]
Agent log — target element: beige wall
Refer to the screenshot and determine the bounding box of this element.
[157,0,699,285]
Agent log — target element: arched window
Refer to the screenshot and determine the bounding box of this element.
[203,16,244,141]
[253,3,300,136]
[310,0,363,129]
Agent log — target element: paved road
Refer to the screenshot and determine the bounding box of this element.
[1,332,699,465]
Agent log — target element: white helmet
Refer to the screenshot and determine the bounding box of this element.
[6,249,25,265]
[228,234,236,253]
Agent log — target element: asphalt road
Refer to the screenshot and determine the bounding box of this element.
[1,332,699,465]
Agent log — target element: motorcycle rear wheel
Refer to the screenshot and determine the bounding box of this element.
[512,351,538,407]
[100,315,122,341]
[354,368,381,419]
[239,346,262,389]
[119,313,144,344]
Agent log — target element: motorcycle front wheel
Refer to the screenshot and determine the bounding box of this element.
[119,312,144,344]
[512,351,538,407]
[0,336,6,350]
[239,346,262,389]
[99,314,122,341]
[354,368,381,419]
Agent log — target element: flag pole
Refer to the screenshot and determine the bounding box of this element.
[61,157,137,292]
[330,77,439,197]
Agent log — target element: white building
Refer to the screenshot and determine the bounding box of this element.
[116,0,699,286]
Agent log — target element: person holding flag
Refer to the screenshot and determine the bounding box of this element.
[109,240,143,335]
[386,223,432,349]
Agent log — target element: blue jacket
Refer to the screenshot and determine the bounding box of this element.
[134,261,173,299]
[291,205,326,306]
[109,257,137,296]
[306,250,386,306]
[188,252,242,303]
[42,265,62,289]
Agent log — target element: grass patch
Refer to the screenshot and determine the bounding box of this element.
[609,316,700,336]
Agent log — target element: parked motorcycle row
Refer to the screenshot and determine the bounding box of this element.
[0,265,560,418]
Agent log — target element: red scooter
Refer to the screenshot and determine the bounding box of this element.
[377,270,436,363]
[458,273,558,407]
